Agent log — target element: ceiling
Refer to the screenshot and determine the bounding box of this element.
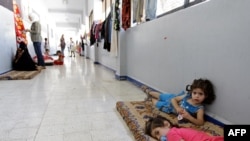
[43,0,87,34]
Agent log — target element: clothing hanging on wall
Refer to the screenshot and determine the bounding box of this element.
[89,22,96,46]
[103,12,112,52]
[95,22,103,43]
[145,0,157,21]
[122,0,131,30]
[101,20,106,39]
[13,2,28,44]
[90,20,104,47]
[111,3,119,56]
[114,0,120,31]
[133,0,144,23]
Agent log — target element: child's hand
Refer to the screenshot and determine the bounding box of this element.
[181,110,191,119]
[176,107,184,114]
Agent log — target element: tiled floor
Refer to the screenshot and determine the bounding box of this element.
[0,54,146,141]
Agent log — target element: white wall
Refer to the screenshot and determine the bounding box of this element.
[46,20,57,54]
[96,41,117,70]
[0,6,16,73]
[118,0,250,124]
[87,0,94,16]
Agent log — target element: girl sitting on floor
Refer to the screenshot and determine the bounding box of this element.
[142,78,216,126]
[54,50,64,65]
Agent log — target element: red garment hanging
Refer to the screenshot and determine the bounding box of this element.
[122,0,131,30]
[13,1,28,44]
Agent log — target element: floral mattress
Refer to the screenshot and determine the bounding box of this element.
[0,70,40,80]
[116,101,223,141]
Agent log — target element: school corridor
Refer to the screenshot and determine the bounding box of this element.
[0,55,145,141]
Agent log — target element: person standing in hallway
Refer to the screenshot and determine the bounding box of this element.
[69,37,75,57]
[44,37,49,53]
[60,34,66,56]
[80,35,85,56]
[25,13,45,69]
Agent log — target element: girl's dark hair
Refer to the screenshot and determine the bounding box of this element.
[186,78,215,104]
[145,115,177,137]
[56,50,61,54]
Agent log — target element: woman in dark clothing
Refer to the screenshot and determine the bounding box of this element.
[13,41,38,71]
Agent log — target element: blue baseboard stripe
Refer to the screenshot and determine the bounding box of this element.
[115,75,127,80]
[205,115,225,127]
[0,69,12,75]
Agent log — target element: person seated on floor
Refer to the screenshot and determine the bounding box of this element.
[33,49,54,66]
[145,115,224,141]
[44,48,50,56]
[54,50,64,65]
[13,41,38,71]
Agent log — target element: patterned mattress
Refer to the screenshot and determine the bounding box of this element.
[0,70,41,80]
[116,101,224,141]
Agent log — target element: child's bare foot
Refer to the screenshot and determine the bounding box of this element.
[141,85,148,92]
[141,85,152,101]
[141,85,151,94]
